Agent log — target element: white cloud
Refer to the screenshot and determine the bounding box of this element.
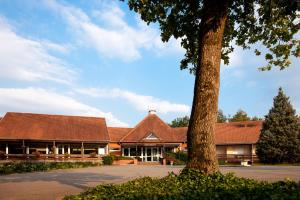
[0,87,128,127]
[0,17,76,84]
[44,0,184,62]
[75,88,190,114]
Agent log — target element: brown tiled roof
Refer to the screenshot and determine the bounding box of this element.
[120,114,182,143]
[170,121,262,145]
[215,121,262,144]
[108,127,133,142]
[0,112,109,142]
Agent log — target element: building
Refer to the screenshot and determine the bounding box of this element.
[0,111,261,163]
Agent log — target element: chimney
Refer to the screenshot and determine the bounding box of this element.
[148,110,156,115]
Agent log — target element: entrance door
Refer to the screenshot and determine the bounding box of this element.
[143,147,160,162]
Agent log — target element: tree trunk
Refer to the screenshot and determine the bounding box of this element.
[186,0,228,174]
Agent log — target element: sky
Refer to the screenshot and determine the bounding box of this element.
[0,0,299,127]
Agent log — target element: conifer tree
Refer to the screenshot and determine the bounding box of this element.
[256,88,300,163]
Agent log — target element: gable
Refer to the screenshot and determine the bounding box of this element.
[120,114,178,142]
[144,132,159,140]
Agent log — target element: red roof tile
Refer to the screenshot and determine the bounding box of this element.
[0,112,109,142]
[120,114,182,143]
[108,127,133,142]
[170,121,262,144]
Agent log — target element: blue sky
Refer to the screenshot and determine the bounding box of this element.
[0,0,299,127]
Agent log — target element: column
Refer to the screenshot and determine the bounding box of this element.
[5,144,8,159]
[53,141,57,158]
[68,145,71,154]
[141,147,143,162]
[46,145,49,158]
[98,147,101,155]
[26,146,29,154]
[151,147,153,161]
[81,142,84,158]
[105,144,109,155]
[122,147,124,156]
[5,144,8,155]
[62,145,65,155]
[128,148,131,157]
[160,147,163,158]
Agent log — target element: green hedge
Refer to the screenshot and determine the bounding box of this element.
[0,162,100,175]
[102,156,114,165]
[64,169,300,200]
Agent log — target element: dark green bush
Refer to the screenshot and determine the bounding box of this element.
[64,169,300,200]
[102,155,114,165]
[0,162,100,175]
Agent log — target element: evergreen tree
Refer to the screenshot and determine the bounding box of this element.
[230,109,250,122]
[217,109,227,123]
[256,88,300,163]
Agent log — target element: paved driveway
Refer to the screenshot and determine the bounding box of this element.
[0,165,300,200]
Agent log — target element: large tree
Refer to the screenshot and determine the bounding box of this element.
[256,88,300,163]
[230,109,250,122]
[217,109,227,123]
[123,0,299,174]
[169,116,190,127]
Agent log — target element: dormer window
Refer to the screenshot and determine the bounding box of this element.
[145,132,158,140]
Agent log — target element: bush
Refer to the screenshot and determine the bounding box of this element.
[32,151,41,159]
[0,162,100,175]
[114,156,133,161]
[165,151,187,165]
[64,169,300,200]
[102,155,114,165]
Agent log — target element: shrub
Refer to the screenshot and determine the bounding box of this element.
[64,153,70,158]
[164,151,187,165]
[64,169,300,200]
[102,155,114,165]
[114,156,133,161]
[0,162,100,175]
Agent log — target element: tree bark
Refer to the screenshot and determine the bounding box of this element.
[186,0,229,174]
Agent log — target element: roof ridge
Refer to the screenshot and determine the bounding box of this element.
[6,112,105,119]
[119,114,153,142]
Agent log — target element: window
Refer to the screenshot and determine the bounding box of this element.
[145,133,158,140]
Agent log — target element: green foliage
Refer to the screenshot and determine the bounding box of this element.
[165,151,188,165]
[124,0,299,72]
[256,87,300,163]
[114,156,134,161]
[169,116,189,127]
[64,168,300,200]
[230,109,250,122]
[102,155,114,165]
[217,109,227,123]
[0,162,100,175]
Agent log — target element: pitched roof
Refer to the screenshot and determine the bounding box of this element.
[170,121,262,145]
[0,112,109,142]
[108,127,133,142]
[214,121,262,144]
[120,114,182,143]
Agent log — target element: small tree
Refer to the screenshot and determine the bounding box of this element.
[230,109,250,122]
[217,109,227,123]
[170,116,190,127]
[256,88,300,163]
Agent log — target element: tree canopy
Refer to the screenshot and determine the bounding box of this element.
[122,0,299,173]
[256,87,300,163]
[230,109,250,122]
[169,116,190,127]
[125,0,299,72]
[217,109,227,123]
